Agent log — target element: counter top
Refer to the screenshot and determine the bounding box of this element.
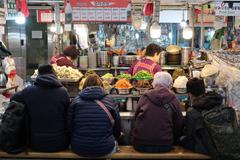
[79,65,189,71]
[120,111,186,119]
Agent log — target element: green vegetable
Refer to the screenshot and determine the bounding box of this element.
[116,74,132,79]
[133,70,152,80]
[102,73,114,79]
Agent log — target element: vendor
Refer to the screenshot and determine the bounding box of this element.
[51,45,80,68]
[127,43,162,76]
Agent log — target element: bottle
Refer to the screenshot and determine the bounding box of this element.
[65,0,72,23]
[126,98,133,111]
[218,86,226,106]
[65,0,72,31]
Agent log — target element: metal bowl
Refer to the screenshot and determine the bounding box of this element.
[137,88,150,95]
[175,88,187,94]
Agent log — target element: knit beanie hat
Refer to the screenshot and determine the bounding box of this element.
[152,71,173,88]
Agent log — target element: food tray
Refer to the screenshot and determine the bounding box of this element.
[137,88,150,95]
[117,88,130,95]
[175,88,187,94]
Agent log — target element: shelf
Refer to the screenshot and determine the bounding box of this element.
[120,111,186,119]
[79,65,189,71]
[0,86,18,94]
[110,93,188,99]
[162,65,189,70]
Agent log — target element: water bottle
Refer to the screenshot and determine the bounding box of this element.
[65,0,72,31]
[65,0,72,24]
[218,86,226,106]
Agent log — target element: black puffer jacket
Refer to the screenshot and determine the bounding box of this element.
[11,74,70,152]
[68,86,121,157]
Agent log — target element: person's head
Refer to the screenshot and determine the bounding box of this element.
[63,45,80,60]
[187,78,205,101]
[82,74,103,89]
[145,43,163,63]
[38,64,56,75]
[152,71,173,88]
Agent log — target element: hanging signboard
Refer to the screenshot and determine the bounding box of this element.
[37,10,65,23]
[6,0,16,20]
[69,0,131,23]
[215,2,240,16]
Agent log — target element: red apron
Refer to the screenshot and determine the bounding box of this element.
[132,60,157,76]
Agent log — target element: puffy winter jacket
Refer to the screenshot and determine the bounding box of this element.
[11,74,70,152]
[133,85,183,147]
[68,86,121,157]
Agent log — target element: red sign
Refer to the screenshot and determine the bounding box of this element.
[37,10,65,23]
[68,0,131,23]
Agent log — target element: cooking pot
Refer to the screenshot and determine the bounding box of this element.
[166,54,181,65]
[181,47,191,65]
[123,55,137,66]
[166,45,181,55]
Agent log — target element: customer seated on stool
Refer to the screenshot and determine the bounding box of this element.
[68,74,121,157]
[11,64,70,152]
[133,71,183,153]
[181,78,223,156]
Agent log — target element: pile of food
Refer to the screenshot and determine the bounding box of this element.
[115,79,132,89]
[102,73,114,79]
[103,81,112,90]
[135,80,152,88]
[133,70,152,80]
[52,64,83,80]
[116,73,132,79]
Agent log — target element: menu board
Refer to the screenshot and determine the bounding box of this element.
[6,0,16,20]
[215,2,240,16]
[69,0,131,23]
[37,10,65,23]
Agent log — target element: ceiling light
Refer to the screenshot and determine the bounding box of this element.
[15,12,25,25]
[150,22,161,39]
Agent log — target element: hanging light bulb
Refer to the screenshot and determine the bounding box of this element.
[140,19,148,30]
[15,11,25,25]
[180,20,187,28]
[150,22,161,39]
[183,26,193,40]
[180,10,186,28]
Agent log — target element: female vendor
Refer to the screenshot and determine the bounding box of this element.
[127,43,162,76]
[51,45,80,68]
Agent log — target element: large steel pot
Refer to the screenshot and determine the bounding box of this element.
[123,55,137,66]
[181,47,191,65]
[166,45,181,65]
[166,45,181,55]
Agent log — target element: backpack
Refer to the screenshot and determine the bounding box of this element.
[202,106,240,160]
[0,101,29,154]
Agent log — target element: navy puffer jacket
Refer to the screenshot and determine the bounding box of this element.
[68,86,121,157]
[11,74,70,152]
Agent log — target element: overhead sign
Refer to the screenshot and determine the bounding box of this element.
[215,2,240,16]
[6,0,17,20]
[69,0,131,23]
[37,10,64,23]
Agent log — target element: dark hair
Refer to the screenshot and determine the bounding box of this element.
[187,78,205,97]
[38,64,55,75]
[63,45,80,60]
[82,74,103,89]
[145,43,162,57]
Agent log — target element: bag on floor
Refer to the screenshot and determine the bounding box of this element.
[202,106,240,160]
[0,101,29,154]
